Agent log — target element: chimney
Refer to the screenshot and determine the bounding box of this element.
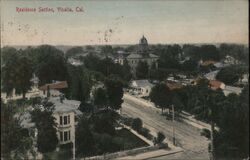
[47,85,50,98]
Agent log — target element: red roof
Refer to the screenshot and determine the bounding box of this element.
[209,80,223,90]
[39,81,68,90]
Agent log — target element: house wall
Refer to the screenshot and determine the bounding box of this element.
[53,111,75,145]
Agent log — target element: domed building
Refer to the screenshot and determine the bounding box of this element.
[118,35,159,73]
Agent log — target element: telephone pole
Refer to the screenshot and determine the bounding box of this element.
[172,104,176,146]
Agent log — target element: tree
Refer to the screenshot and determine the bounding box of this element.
[136,61,149,79]
[65,47,84,59]
[30,100,58,154]
[1,101,33,159]
[34,45,68,85]
[14,54,33,98]
[66,65,92,102]
[2,56,18,97]
[154,132,165,145]
[214,86,249,159]
[91,110,119,135]
[192,80,226,160]
[200,45,220,61]
[104,76,124,110]
[76,117,94,157]
[149,83,173,114]
[216,66,240,85]
[131,118,143,132]
[93,87,108,109]
[1,49,33,98]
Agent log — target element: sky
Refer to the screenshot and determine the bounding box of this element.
[1,0,249,46]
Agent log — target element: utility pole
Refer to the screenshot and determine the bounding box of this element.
[172,104,176,146]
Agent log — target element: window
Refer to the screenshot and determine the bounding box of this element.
[64,131,68,141]
[60,116,62,125]
[64,116,68,125]
[68,115,70,124]
[68,131,71,141]
[60,132,63,141]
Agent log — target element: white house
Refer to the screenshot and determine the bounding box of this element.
[48,97,81,146]
[130,80,154,97]
[223,86,243,96]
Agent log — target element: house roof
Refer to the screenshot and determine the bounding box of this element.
[131,80,154,88]
[39,81,68,91]
[149,54,159,58]
[204,70,220,80]
[201,60,217,66]
[49,97,82,115]
[223,86,242,95]
[126,53,143,59]
[166,81,184,90]
[209,80,224,90]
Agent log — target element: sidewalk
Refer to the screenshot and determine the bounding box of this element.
[116,148,183,160]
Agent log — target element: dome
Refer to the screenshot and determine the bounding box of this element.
[139,35,148,45]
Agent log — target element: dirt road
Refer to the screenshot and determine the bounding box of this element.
[122,96,210,160]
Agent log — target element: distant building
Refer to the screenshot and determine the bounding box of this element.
[130,79,154,97]
[204,70,220,80]
[223,85,242,96]
[223,55,239,65]
[209,80,226,90]
[118,36,159,73]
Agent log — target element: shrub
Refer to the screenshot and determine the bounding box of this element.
[131,118,143,132]
[200,128,211,139]
[154,132,165,145]
[138,127,153,140]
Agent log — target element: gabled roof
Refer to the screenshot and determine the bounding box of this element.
[39,81,68,91]
[131,80,154,88]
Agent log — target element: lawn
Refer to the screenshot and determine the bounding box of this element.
[116,128,149,150]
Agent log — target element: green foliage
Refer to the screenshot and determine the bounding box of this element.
[65,47,84,59]
[135,61,149,79]
[154,132,165,145]
[76,117,95,156]
[34,45,68,85]
[219,43,249,64]
[1,49,33,98]
[30,100,58,153]
[1,102,33,159]
[91,110,119,135]
[216,65,247,85]
[131,118,143,132]
[150,83,173,113]
[104,76,124,110]
[93,87,108,109]
[214,86,249,159]
[66,65,92,102]
[200,45,220,61]
[200,128,211,139]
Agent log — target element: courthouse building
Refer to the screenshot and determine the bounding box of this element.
[118,36,159,73]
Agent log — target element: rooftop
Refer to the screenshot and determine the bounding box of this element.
[131,80,154,88]
[39,81,68,91]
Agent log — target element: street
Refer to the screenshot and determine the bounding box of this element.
[122,95,210,160]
